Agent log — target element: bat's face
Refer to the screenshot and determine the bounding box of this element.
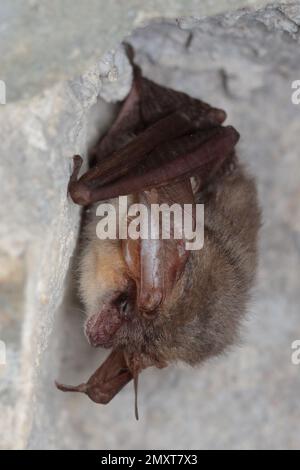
[79,195,188,368]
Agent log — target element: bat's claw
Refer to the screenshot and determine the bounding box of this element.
[68,155,94,205]
[69,155,83,183]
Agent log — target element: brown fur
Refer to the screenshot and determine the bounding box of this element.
[78,161,261,368]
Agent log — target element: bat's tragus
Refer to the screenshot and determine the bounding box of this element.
[56,44,260,420]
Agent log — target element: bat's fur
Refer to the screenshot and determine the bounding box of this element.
[78,159,261,369]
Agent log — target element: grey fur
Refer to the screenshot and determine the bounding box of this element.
[78,161,261,369]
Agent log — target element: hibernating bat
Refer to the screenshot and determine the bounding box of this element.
[56,46,261,419]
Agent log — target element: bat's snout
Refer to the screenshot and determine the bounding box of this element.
[85,307,121,348]
[84,287,136,347]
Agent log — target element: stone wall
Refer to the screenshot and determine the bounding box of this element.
[0,0,300,449]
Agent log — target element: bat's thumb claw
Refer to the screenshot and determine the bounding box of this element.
[55,380,88,394]
[69,155,83,182]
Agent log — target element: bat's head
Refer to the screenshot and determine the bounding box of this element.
[79,197,189,369]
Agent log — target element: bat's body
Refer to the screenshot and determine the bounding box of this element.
[80,161,259,363]
[56,47,261,417]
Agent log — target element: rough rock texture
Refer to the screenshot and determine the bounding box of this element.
[0,46,132,449]
[1,0,272,102]
[1,1,300,450]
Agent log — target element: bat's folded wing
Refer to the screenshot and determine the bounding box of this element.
[68,77,239,206]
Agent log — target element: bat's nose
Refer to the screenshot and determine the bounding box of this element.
[85,317,105,347]
[85,286,136,347]
[85,315,107,348]
[85,305,122,348]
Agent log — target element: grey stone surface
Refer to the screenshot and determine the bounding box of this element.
[0,45,132,449]
[0,0,273,102]
[1,1,300,450]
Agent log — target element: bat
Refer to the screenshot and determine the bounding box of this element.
[56,45,261,419]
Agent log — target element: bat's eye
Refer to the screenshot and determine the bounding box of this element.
[114,279,137,320]
[119,297,129,317]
